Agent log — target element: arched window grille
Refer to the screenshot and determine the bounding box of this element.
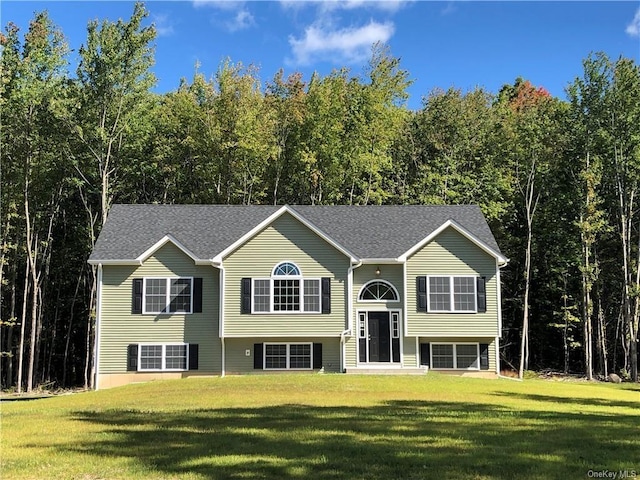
[272,262,301,276]
[358,280,399,302]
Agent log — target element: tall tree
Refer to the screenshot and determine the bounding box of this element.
[68,2,156,387]
[265,70,307,205]
[496,79,556,378]
[607,57,640,381]
[0,14,70,391]
[211,60,276,204]
[567,56,610,379]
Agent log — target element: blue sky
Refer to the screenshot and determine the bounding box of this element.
[3,1,640,109]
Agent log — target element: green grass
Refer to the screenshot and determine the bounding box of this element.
[2,374,639,479]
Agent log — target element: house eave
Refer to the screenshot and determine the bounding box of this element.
[87,259,142,266]
[358,258,403,264]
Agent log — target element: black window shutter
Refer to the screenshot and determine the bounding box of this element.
[479,343,489,370]
[477,277,487,313]
[189,344,199,370]
[313,343,323,369]
[254,343,263,369]
[419,343,430,367]
[193,278,203,313]
[417,276,427,312]
[127,344,139,371]
[321,278,331,314]
[132,279,143,314]
[241,278,252,314]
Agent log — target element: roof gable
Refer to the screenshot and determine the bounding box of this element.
[213,206,357,263]
[136,234,201,264]
[398,220,508,265]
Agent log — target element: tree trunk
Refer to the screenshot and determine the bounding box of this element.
[63,267,83,387]
[562,275,569,374]
[84,266,97,389]
[17,259,29,394]
[582,237,593,380]
[4,265,18,388]
[596,296,608,377]
[26,253,39,393]
[519,160,538,380]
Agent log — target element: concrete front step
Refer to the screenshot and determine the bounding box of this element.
[345,367,428,375]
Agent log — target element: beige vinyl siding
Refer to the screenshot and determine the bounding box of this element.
[403,336,418,367]
[99,242,220,374]
[406,227,499,337]
[419,337,496,372]
[353,264,403,308]
[224,213,350,336]
[225,337,341,373]
[345,336,357,368]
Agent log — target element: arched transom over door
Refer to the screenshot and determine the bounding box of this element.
[358,280,399,302]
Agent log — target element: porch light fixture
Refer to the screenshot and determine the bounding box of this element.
[375,266,381,276]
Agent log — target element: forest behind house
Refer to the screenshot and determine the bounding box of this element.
[2,4,640,391]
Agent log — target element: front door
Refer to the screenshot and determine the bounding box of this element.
[368,312,391,362]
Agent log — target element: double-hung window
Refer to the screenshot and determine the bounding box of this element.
[427,276,477,313]
[431,343,480,370]
[139,344,188,371]
[251,262,321,313]
[143,278,193,314]
[264,343,312,370]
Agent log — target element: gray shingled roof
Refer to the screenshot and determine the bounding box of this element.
[89,204,502,262]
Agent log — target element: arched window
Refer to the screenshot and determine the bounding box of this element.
[250,262,320,313]
[358,280,399,302]
[272,262,301,276]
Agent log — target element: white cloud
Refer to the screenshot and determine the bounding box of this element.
[289,20,395,65]
[280,0,410,13]
[152,14,174,37]
[339,0,409,13]
[193,0,244,10]
[226,9,255,32]
[192,0,256,32]
[440,2,456,16]
[626,7,640,37]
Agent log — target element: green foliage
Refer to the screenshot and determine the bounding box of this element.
[2,5,640,388]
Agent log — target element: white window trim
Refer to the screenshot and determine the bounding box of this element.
[357,280,400,303]
[355,309,403,365]
[138,343,190,371]
[142,277,194,315]
[358,312,367,338]
[251,277,322,314]
[430,342,480,371]
[426,275,477,313]
[391,312,400,338]
[263,342,313,370]
[272,261,302,277]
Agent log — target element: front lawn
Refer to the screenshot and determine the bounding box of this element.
[2,374,639,479]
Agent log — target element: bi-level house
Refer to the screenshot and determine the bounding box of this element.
[88,204,508,389]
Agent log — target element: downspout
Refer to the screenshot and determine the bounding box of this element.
[340,329,350,373]
[216,262,226,377]
[94,263,103,390]
[342,260,362,372]
[496,261,507,376]
[221,338,226,378]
